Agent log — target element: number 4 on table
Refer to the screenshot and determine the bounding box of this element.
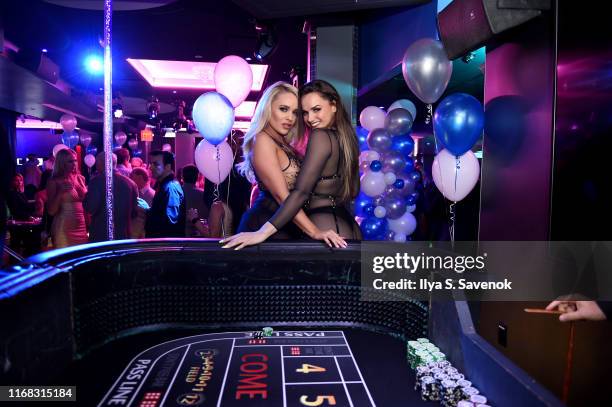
[296,364,326,374]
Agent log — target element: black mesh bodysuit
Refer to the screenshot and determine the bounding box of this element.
[269,128,362,240]
[237,138,303,239]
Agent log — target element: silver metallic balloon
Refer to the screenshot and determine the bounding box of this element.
[397,174,417,196]
[384,108,413,136]
[366,128,393,152]
[373,195,386,207]
[401,38,453,104]
[383,191,407,220]
[382,151,407,174]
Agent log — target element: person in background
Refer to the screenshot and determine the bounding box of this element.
[22,153,42,196]
[115,148,132,178]
[182,164,209,237]
[46,148,88,248]
[187,196,232,238]
[34,169,52,218]
[6,173,34,220]
[130,156,144,169]
[144,150,185,237]
[129,167,154,239]
[84,152,139,242]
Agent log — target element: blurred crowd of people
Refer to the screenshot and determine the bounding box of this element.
[4,146,244,256]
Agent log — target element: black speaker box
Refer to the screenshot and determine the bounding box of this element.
[438,0,549,60]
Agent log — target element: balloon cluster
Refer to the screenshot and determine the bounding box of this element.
[357,100,419,242]
[193,55,253,185]
[54,114,102,169]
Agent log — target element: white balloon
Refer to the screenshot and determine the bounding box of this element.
[388,99,417,122]
[52,144,69,157]
[388,212,417,236]
[432,149,480,202]
[359,106,386,131]
[394,233,407,242]
[366,150,380,162]
[84,154,96,168]
[406,204,417,213]
[194,139,233,184]
[162,143,172,152]
[374,206,387,218]
[384,172,397,185]
[360,171,387,197]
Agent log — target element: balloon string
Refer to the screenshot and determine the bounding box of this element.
[449,202,456,246]
[425,103,433,125]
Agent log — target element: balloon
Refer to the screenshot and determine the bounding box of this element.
[356,126,370,151]
[354,192,374,218]
[396,175,417,196]
[384,172,396,185]
[389,99,417,122]
[383,192,407,220]
[384,184,397,196]
[406,194,417,206]
[128,138,138,150]
[434,93,484,156]
[406,204,417,213]
[359,106,386,131]
[162,143,172,152]
[394,233,407,243]
[195,139,234,184]
[382,151,406,174]
[420,134,440,155]
[401,38,452,104]
[361,150,380,162]
[86,145,98,156]
[370,160,382,172]
[385,108,413,136]
[432,149,480,202]
[52,144,69,157]
[385,230,396,241]
[360,216,388,240]
[360,161,370,173]
[114,131,127,146]
[360,171,387,197]
[84,154,96,168]
[366,128,392,152]
[214,55,253,108]
[363,204,375,217]
[393,179,404,189]
[388,212,417,236]
[391,134,415,158]
[62,131,79,149]
[408,171,421,182]
[60,114,77,133]
[404,157,415,173]
[192,92,235,146]
[374,206,387,218]
[373,195,385,207]
[132,149,142,157]
[79,133,92,147]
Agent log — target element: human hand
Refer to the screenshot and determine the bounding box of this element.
[220,231,267,250]
[546,300,606,322]
[313,229,347,248]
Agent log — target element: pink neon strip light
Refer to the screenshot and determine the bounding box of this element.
[127,59,268,91]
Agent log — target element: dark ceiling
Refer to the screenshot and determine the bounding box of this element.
[0,0,308,127]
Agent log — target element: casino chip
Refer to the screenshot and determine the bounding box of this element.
[262,327,273,337]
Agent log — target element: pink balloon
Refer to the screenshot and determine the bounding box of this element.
[60,114,77,133]
[52,143,69,157]
[214,55,253,108]
[84,154,96,168]
[194,139,234,184]
[359,106,386,131]
[432,149,480,202]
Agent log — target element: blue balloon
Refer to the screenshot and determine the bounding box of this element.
[192,92,235,146]
[62,131,79,149]
[354,192,373,217]
[86,145,98,156]
[434,93,484,156]
[393,179,405,189]
[408,171,421,183]
[391,134,415,158]
[356,126,369,151]
[360,216,389,240]
[363,204,375,217]
[404,157,415,173]
[370,160,382,172]
[406,193,418,206]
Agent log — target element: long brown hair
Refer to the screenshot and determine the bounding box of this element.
[298,80,359,203]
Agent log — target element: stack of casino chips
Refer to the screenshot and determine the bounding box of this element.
[407,338,446,369]
[407,338,492,406]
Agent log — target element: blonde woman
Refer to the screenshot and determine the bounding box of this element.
[46,148,88,248]
[223,80,361,250]
[236,81,345,247]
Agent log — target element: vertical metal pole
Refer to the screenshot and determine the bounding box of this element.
[103,0,114,240]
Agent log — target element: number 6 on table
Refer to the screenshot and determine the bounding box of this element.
[299,395,337,406]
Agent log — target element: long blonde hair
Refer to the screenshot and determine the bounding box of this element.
[236,81,299,183]
[298,80,360,203]
[52,148,77,178]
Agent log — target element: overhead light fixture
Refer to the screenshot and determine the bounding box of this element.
[84,55,103,75]
[254,22,278,62]
[112,96,124,118]
[147,97,160,120]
